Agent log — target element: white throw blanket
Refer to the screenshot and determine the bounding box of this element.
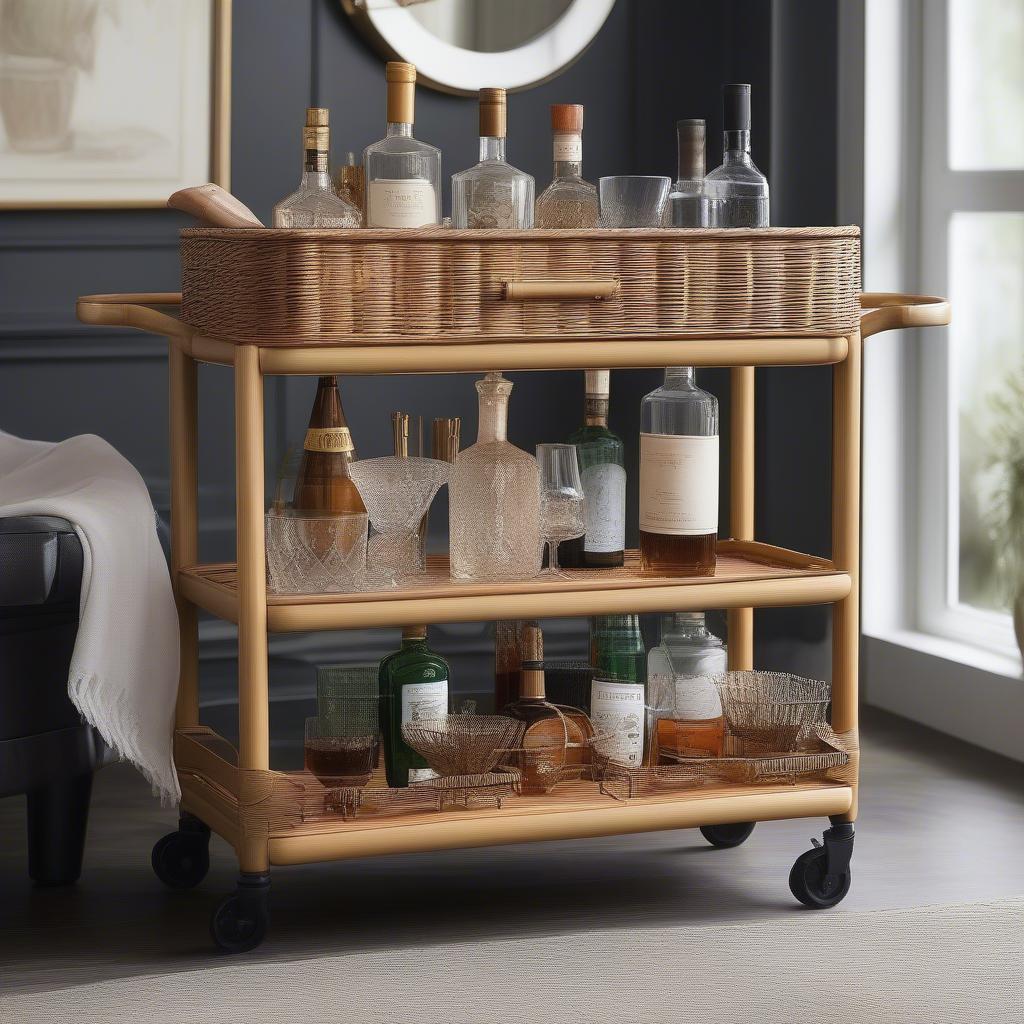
[0,431,180,802]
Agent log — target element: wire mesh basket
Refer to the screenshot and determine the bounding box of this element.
[401,714,526,777]
[712,671,830,750]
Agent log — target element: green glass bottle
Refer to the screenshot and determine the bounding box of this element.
[379,625,450,787]
[589,614,647,767]
[560,370,626,568]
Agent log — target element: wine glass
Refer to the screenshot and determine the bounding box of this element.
[536,443,586,577]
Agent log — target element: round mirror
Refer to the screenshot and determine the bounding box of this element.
[342,0,616,95]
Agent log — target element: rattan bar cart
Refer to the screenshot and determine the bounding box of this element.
[76,226,949,952]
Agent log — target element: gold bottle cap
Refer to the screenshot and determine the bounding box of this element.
[386,63,416,125]
[551,103,583,133]
[403,625,427,640]
[306,107,329,127]
[386,61,417,83]
[303,125,330,152]
[584,369,610,397]
[479,88,507,139]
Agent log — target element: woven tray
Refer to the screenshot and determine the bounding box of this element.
[180,226,861,345]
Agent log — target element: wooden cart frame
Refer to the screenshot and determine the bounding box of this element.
[76,287,949,949]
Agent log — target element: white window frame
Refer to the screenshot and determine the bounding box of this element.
[850,0,1024,761]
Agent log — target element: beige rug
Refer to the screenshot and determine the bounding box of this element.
[4,899,1020,1024]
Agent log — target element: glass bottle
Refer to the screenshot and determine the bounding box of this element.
[639,366,718,576]
[291,375,366,515]
[363,62,441,228]
[379,625,450,787]
[589,614,648,768]
[504,624,568,794]
[647,612,726,761]
[273,108,362,228]
[669,119,709,227]
[334,151,365,213]
[560,370,626,569]
[452,88,534,229]
[449,372,542,581]
[495,619,527,710]
[705,83,769,228]
[535,103,598,228]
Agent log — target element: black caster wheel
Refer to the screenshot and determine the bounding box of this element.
[789,823,854,909]
[151,818,210,890]
[210,874,270,954]
[700,822,756,848]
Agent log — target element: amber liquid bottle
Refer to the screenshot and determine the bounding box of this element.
[292,376,366,515]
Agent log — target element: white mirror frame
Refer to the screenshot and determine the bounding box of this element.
[341,0,616,95]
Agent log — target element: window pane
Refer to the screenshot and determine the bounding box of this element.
[949,0,1024,169]
[952,212,1024,613]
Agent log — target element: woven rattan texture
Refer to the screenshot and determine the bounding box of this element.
[180,227,861,345]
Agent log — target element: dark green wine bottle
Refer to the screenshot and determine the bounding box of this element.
[379,625,450,787]
[589,614,647,767]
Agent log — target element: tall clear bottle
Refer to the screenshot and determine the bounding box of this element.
[273,108,362,228]
[647,612,726,761]
[639,366,719,576]
[589,614,648,768]
[363,62,441,228]
[705,83,769,228]
[669,119,709,227]
[452,88,534,229]
[449,372,542,581]
[560,370,625,569]
[535,103,598,228]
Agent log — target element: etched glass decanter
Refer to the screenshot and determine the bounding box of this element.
[451,89,534,229]
[449,372,542,581]
[535,103,598,228]
[705,83,769,228]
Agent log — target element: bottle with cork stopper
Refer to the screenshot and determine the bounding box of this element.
[669,119,710,227]
[503,624,570,794]
[363,62,441,228]
[452,87,534,228]
[536,103,599,228]
[273,107,362,228]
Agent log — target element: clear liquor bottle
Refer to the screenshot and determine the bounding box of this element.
[379,625,450,787]
[449,372,542,581]
[535,103,598,228]
[669,119,709,227]
[589,614,648,768]
[705,83,769,228]
[363,62,441,228]
[647,612,726,761]
[560,370,625,569]
[639,366,719,576]
[273,108,362,228]
[452,88,534,229]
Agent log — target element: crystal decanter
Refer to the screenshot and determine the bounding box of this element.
[449,372,542,581]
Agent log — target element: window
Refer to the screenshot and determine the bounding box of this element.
[917,0,1024,656]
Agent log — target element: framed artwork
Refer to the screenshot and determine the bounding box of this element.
[0,0,230,209]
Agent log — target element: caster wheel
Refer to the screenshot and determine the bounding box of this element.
[151,829,210,890]
[700,822,756,848]
[210,891,269,954]
[789,846,852,908]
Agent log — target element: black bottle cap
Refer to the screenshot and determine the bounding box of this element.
[675,119,706,180]
[723,83,751,131]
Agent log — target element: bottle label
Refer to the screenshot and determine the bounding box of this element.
[590,678,645,766]
[647,648,725,720]
[304,427,354,453]
[581,462,626,553]
[367,179,437,228]
[674,678,723,719]
[408,767,439,783]
[553,133,583,162]
[639,433,718,535]
[401,678,448,726]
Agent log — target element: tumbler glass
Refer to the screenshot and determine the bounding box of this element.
[598,176,671,227]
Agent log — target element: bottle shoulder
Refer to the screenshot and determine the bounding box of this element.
[705,159,769,189]
[365,134,441,160]
[455,438,539,471]
[569,424,624,448]
[453,160,534,186]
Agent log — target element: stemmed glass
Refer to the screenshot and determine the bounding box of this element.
[536,443,586,577]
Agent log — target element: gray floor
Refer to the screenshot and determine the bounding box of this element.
[2,707,1022,991]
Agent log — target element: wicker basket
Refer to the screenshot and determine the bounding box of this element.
[180,226,861,345]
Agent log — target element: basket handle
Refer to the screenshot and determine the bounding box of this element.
[502,279,620,301]
[859,292,950,339]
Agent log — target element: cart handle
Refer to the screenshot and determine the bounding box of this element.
[76,293,186,336]
[503,279,620,301]
[859,292,950,339]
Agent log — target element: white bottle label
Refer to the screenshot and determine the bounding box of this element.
[367,179,437,228]
[647,649,723,719]
[581,462,626,553]
[553,133,583,162]
[408,767,439,783]
[401,678,448,726]
[590,679,645,766]
[639,433,718,535]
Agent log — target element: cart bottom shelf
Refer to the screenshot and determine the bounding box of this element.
[176,728,853,868]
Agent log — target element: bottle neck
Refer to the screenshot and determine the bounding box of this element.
[722,129,752,160]
[552,131,583,180]
[480,136,506,162]
[554,159,583,179]
[476,374,512,442]
[401,635,427,649]
[664,366,695,386]
[519,662,546,699]
[303,149,331,179]
[584,395,609,427]
[387,122,413,139]
[664,612,709,641]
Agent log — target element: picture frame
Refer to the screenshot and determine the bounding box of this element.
[0,0,231,209]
